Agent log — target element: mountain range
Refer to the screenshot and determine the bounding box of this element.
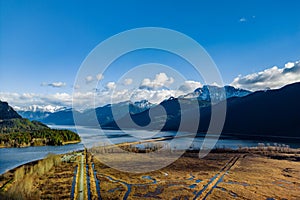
[15,105,66,121]
[103,82,300,139]
[179,85,251,101]
[6,82,300,140]
[17,85,250,125]
[32,100,155,125]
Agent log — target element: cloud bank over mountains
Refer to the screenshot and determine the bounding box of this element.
[0,77,203,110]
[139,73,175,90]
[1,61,299,110]
[231,61,300,91]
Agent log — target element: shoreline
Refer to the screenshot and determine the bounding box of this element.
[0,149,84,176]
[0,140,81,148]
[0,143,84,175]
[2,139,300,175]
[0,152,81,198]
[2,136,300,176]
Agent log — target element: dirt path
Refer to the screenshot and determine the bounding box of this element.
[77,151,99,200]
[78,154,84,200]
[193,155,241,200]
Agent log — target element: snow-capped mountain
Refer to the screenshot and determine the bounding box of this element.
[15,105,68,121]
[39,100,156,125]
[14,105,66,113]
[104,82,300,138]
[180,85,251,102]
[14,86,249,124]
[129,100,155,114]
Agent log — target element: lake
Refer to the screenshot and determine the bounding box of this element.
[1,125,299,174]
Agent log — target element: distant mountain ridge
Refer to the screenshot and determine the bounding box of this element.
[14,104,66,113]
[95,85,252,130]
[17,110,51,122]
[18,85,249,125]
[27,100,155,125]
[6,82,300,140]
[180,85,251,101]
[211,82,300,137]
[103,82,300,139]
[16,105,66,122]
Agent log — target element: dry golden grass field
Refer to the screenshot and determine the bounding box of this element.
[1,146,299,200]
[91,145,300,200]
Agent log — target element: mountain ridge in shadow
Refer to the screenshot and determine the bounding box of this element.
[104,82,300,139]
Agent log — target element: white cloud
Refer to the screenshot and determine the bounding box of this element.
[96,73,104,81]
[106,82,116,90]
[0,91,112,111]
[231,61,300,91]
[239,17,247,22]
[130,89,175,104]
[41,81,66,88]
[85,75,94,84]
[178,81,202,93]
[123,78,133,85]
[0,92,72,109]
[3,61,300,111]
[1,73,209,110]
[0,88,177,110]
[285,62,295,69]
[239,16,256,23]
[140,73,174,90]
[211,82,221,87]
[49,82,66,87]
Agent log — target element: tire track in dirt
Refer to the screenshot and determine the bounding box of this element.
[193,155,241,200]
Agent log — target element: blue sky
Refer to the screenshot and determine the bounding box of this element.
[0,0,300,109]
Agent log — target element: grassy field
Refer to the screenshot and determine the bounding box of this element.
[91,144,300,200]
[0,153,79,199]
[0,144,299,199]
[214,155,300,199]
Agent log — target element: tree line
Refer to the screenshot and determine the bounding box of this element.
[0,129,80,147]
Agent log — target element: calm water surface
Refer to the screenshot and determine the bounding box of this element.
[1,125,299,174]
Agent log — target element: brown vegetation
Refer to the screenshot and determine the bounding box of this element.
[0,152,80,199]
[89,143,300,199]
[0,144,299,199]
[87,152,99,200]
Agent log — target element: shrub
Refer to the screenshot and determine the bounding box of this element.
[14,166,25,181]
